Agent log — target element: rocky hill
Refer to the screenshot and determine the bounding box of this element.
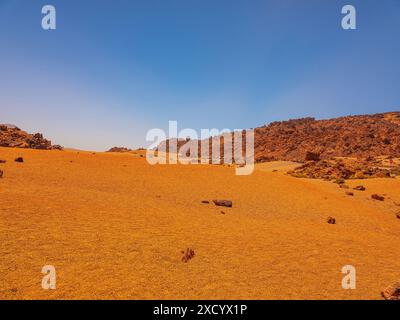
[0,124,62,150]
[156,112,400,179]
[254,112,400,162]
[159,112,400,163]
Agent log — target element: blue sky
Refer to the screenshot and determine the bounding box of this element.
[0,0,400,150]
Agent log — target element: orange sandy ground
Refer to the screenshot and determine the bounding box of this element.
[0,147,399,300]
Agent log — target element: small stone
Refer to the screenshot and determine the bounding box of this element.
[381,283,400,300]
[327,217,336,224]
[396,213,400,219]
[181,248,195,263]
[14,157,23,163]
[345,191,354,196]
[0,169,3,178]
[371,194,384,201]
[201,200,210,204]
[0,159,6,163]
[212,200,233,208]
[353,185,366,191]
[339,184,349,189]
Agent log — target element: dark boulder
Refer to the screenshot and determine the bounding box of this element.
[213,200,233,208]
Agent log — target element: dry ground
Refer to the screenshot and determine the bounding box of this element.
[0,147,399,299]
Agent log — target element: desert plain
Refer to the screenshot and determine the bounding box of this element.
[1,146,399,299]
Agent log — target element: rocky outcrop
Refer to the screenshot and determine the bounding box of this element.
[287,157,399,180]
[107,147,132,153]
[0,124,62,150]
[254,112,400,162]
[158,112,400,176]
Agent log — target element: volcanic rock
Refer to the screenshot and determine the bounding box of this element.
[327,217,336,224]
[181,248,195,263]
[213,200,233,208]
[354,185,366,191]
[0,124,62,150]
[371,194,385,201]
[305,151,320,161]
[253,112,400,162]
[288,158,400,180]
[381,283,400,300]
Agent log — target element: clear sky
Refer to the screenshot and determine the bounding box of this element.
[1,0,399,150]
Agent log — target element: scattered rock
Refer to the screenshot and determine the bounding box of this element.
[345,191,354,196]
[0,169,3,178]
[220,211,225,215]
[381,283,400,300]
[305,151,320,161]
[181,248,195,263]
[14,157,23,163]
[327,217,336,224]
[354,185,366,191]
[289,158,400,180]
[201,200,210,204]
[371,194,385,201]
[396,213,400,219]
[333,178,345,185]
[0,159,6,163]
[212,200,233,208]
[339,184,349,189]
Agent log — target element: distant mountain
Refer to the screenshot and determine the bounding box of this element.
[0,124,63,150]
